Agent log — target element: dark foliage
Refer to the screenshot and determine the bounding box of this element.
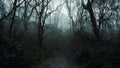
[0,35,35,68]
[0,0,120,68]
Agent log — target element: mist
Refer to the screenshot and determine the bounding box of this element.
[0,0,120,68]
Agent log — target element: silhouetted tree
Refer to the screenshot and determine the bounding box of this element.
[65,0,76,31]
[82,0,102,43]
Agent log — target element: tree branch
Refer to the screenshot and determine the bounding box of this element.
[0,0,24,21]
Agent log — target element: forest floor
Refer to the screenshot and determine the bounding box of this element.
[36,55,75,68]
[32,34,79,68]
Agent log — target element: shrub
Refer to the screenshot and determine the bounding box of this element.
[0,36,35,68]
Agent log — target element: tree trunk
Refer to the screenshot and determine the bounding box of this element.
[0,21,3,32]
[88,7,102,43]
[38,0,45,47]
[8,0,17,37]
[9,10,16,36]
[82,0,103,43]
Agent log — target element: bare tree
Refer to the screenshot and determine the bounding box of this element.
[8,0,18,36]
[0,0,6,32]
[82,0,103,43]
[0,0,24,36]
[32,0,64,48]
[65,0,76,31]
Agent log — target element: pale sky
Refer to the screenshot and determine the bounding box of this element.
[52,0,70,30]
[2,0,70,30]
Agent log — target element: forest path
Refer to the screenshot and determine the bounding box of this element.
[32,33,77,68]
[32,47,77,68]
[35,55,75,68]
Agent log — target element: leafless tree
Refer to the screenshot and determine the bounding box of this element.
[82,0,103,43]
[32,0,64,48]
[65,0,76,31]
[0,0,24,36]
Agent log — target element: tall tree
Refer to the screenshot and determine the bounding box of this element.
[9,0,18,36]
[82,0,102,43]
[0,0,24,36]
[0,0,6,32]
[34,0,63,48]
[65,0,76,31]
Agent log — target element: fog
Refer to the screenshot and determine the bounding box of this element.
[0,0,120,68]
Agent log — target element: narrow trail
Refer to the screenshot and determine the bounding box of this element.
[32,34,77,68]
[32,49,76,68]
[37,56,75,68]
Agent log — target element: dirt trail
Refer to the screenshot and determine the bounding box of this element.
[32,33,77,68]
[36,56,75,68]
